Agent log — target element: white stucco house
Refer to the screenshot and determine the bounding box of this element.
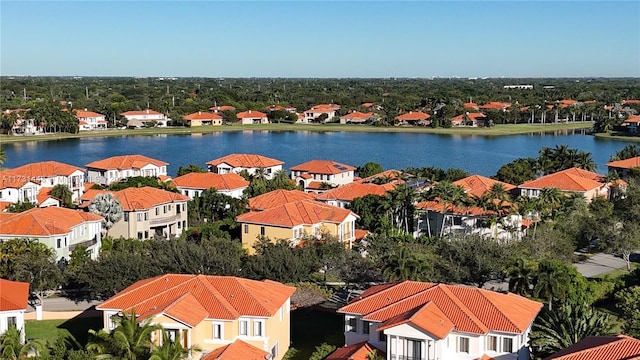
[206,154,284,180]
[86,155,168,186]
[0,279,29,343]
[172,172,249,199]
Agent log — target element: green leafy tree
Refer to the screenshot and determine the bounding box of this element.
[88,193,124,236]
[108,176,177,192]
[50,184,73,207]
[150,331,201,360]
[382,245,431,281]
[5,201,36,213]
[87,309,161,360]
[309,343,337,360]
[506,258,537,297]
[0,326,45,360]
[175,164,206,176]
[348,194,388,232]
[533,260,572,311]
[356,162,384,178]
[493,158,537,185]
[610,144,640,161]
[0,147,6,167]
[615,286,640,337]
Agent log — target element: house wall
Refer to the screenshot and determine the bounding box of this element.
[0,182,39,204]
[87,166,167,186]
[178,187,246,200]
[241,224,293,254]
[0,310,25,342]
[108,201,188,240]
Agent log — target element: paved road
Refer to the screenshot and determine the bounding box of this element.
[573,252,628,278]
[27,297,101,312]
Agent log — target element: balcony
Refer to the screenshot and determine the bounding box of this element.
[69,237,98,251]
[150,214,180,226]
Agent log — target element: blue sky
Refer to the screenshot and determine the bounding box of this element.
[1,1,639,77]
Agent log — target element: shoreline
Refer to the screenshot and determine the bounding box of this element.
[593,132,640,142]
[0,122,595,144]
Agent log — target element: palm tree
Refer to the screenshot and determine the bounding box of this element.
[386,183,417,233]
[88,193,124,236]
[506,258,537,296]
[532,260,571,311]
[150,332,200,360]
[0,326,45,360]
[427,181,469,236]
[0,147,6,168]
[538,187,564,220]
[382,246,429,282]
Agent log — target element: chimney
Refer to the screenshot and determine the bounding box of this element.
[84,108,88,111]
[249,110,252,114]
[146,109,149,114]
[198,111,202,115]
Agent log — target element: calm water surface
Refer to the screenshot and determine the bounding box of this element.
[2,130,633,177]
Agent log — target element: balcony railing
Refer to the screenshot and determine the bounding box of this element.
[150,214,180,226]
[69,237,98,251]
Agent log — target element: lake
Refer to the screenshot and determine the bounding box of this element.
[1,130,633,177]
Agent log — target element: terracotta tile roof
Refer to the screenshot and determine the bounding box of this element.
[326,341,385,360]
[463,102,479,109]
[237,200,356,227]
[236,110,267,119]
[339,281,542,335]
[74,109,105,118]
[183,111,222,121]
[396,111,431,121]
[0,170,38,190]
[359,169,410,183]
[361,102,375,108]
[377,302,454,339]
[622,99,640,105]
[8,161,84,177]
[306,181,326,190]
[120,109,163,116]
[112,187,189,211]
[201,339,271,360]
[311,104,341,111]
[340,111,375,120]
[480,102,510,109]
[248,189,315,211]
[97,274,296,322]
[208,105,236,112]
[519,168,604,192]
[0,279,30,311]
[206,154,284,168]
[37,187,56,205]
[544,335,640,360]
[290,160,355,175]
[451,112,487,122]
[315,182,390,202]
[172,172,248,191]
[415,200,491,217]
[0,201,12,212]
[624,115,640,124]
[453,175,515,197]
[0,207,103,236]
[559,99,579,108]
[607,156,640,170]
[86,155,168,170]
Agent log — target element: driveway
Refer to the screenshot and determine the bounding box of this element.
[573,253,628,278]
[27,297,101,312]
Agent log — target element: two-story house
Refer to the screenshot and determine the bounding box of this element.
[120,109,168,127]
[96,274,296,360]
[172,172,249,200]
[302,104,341,123]
[315,181,393,208]
[74,109,108,130]
[335,281,543,360]
[0,161,85,203]
[0,172,40,205]
[518,167,608,203]
[183,111,223,127]
[236,110,269,125]
[247,189,315,211]
[0,207,103,260]
[290,160,356,193]
[86,155,168,186]
[0,279,29,343]
[236,200,358,253]
[206,154,284,180]
[607,156,640,180]
[396,111,431,126]
[544,334,640,360]
[340,111,376,124]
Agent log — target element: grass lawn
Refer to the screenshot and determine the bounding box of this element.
[0,122,592,144]
[25,317,103,346]
[592,262,639,280]
[594,132,640,142]
[283,307,344,360]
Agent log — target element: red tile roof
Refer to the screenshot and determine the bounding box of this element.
[544,335,640,360]
[311,104,341,111]
[451,112,487,122]
[172,172,248,191]
[0,201,12,212]
[326,341,385,360]
[519,168,604,192]
[248,189,315,211]
[209,105,236,112]
[315,182,390,202]
[237,200,356,227]
[416,200,492,217]
[340,111,375,121]
[396,111,431,121]
[377,302,454,339]
[74,109,105,118]
[8,161,84,177]
[236,110,267,119]
[479,102,510,110]
[201,339,271,360]
[183,111,222,121]
[36,187,57,205]
[339,281,542,335]
[361,102,375,108]
[453,175,515,197]
[463,102,479,109]
[112,187,189,211]
[0,279,30,312]
[624,115,640,124]
[607,156,640,170]
[622,100,640,105]
[86,155,168,170]
[206,154,284,168]
[0,207,103,236]
[97,274,296,323]
[0,170,39,190]
[290,160,355,175]
[120,110,163,116]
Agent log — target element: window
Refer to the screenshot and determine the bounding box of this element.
[363,321,370,334]
[271,342,278,358]
[57,239,62,248]
[156,207,159,215]
[137,232,143,240]
[379,331,386,342]
[458,337,470,353]
[163,205,168,213]
[487,335,497,351]
[239,320,248,336]
[502,337,513,353]
[177,222,181,229]
[253,320,263,337]
[165,329,178,343]
[345,317,357,332]
[260,226,265,236]
[124,213,129,221]
[244,224,249,234]
[144,212,148,221]
[213,323,222,339]
[182,204,186,211]
[407,339,422,359]
[137,213,143,222]
[7,316,17,328]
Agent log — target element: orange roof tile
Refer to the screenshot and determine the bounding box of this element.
[172,172,248,191]
[236,110,267,119]
[0,279,29,311]
[377,302,454,339]
[416,200,492,217]
[340,111,375,120]
[326,341,385,360]
[311,104,341,111]
[519,168,604,192]
[206,154,283,168]
[451,112,487,122]
[464,102,479,109]
[544,335,640,360]
[248,189,315,211]
[361,102,375,108]
[208,105,236,112]
[624,115,640,124]
[201,339,271,360]
[396,111,431,121]
[7,161,84,177]
[0,201,12,212]
[0,207,103,237]
[0,170,39,190]
[237,200,356,227]
[74,109,105,118]
[97,274,295,322]
[453,175,515,197]
[112,187,188,211]
[315,182,390,202]
[339,281,542,335]
[120,109,163,116]
[354,229,370,241]
[36,187,57,205]
[622,99,640,105]
[290,160,355,175]
[479,102,510,109]
[607,156,640,170]
[183,111,222,121]
[86,155,168,170]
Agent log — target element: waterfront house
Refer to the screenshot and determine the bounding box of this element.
[236,110,268,125]
[86,155,168,186]
[340,111,376,124]
[396,111,431,126]
[451,112,488,127]
[624,115,640,133]
[74,109,108,130]
[607,156,640,180]
[518,167,608,202]
[96,274,295,360]
[247,189,315,211]
[315,181,393,208]
[0,173,40,205]
[236,200,358,253]
[0,207,103,261]
[336,281,542,360]
[0,279,29,342]
[183,111,223,127]
[0,161,85,202]
[290,160,356,193]
[120,109,168,127]
[453,174,516,198]
[544,334,640,360]
[206,154,284,180]
[302,104,341,123]
[172,172,249,199]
